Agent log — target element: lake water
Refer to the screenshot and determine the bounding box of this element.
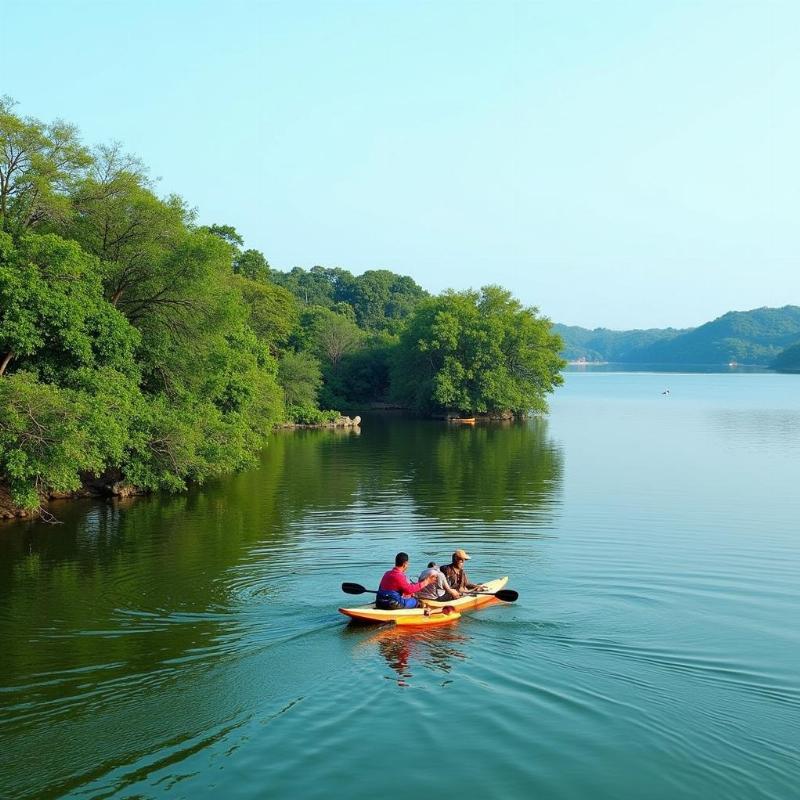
[1,372,798,799]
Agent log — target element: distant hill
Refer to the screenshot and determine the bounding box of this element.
[553,324,687,362]
[773,342,800,372]
[557,306,800,366]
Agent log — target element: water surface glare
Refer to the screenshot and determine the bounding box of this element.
[1,372,798,799]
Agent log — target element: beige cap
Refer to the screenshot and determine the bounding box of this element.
[453,549,471,561]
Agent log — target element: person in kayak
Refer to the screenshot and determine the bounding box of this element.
[440,549,486,599]
[415,562,461,601]
[376,552,437,609]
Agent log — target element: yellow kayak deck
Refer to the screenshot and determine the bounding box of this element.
[339,576,508,625]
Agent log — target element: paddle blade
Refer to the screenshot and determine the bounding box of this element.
[341,582,367,595]
[494,589,519,602]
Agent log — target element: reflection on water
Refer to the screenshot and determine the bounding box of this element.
[367,417,563,522]
[4,374,798,800]
[412,419,562,522]
[0,417,562,799]
[347,624,472,688]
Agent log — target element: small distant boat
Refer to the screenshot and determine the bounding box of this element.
[728,361,738,368]
[448,417,476,424]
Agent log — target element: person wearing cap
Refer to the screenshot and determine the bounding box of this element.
[440,549,486,599]
[415,562,461,601]
[376,552,437,609]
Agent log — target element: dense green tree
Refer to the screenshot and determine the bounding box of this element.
[306,306,364,368]
[235,275,299,352]
[0,368,143,508]
[336,269,428,331]
[270,265,347,307]
[0,105,295,512]
[0,231,139,380]
[0,97,90,234]
[202,223,244,248]
[391,286,564,416]
[277,350,323,408]
[270,264,428,332]
[64,146,205,323]
[321,332,396,408]
[234,248,271,282]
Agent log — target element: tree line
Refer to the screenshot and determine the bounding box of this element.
[0,99,563,513]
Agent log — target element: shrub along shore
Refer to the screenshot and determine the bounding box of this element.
[0,100,564,520]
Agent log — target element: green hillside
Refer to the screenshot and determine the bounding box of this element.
[773,342,800,372]
[626,306,800,365]
[557,306,800,366]
[554,324,686,362]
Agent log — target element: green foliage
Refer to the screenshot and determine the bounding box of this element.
[391,286,564,416]
[0,103,297,510]
[626,306,800,365]
[0,100,569,513]
[293,305,364,367]
[335,269,428,331]
[236,275,299,351]
[271,265,428,332]
[284,405,340,425]
[270,265,344,307]
[0,96,91,234]
[0,231,140,381]
[772,341,800,372]
[202,223,244,248]
[234,248,271,282]
[320,332,396,408]
[278,350,322,408]
[0,370,140,508]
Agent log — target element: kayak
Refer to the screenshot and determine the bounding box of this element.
[339,576,509,625]
[394,609,462,626]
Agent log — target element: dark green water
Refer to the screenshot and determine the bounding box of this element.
[1,373,798,799]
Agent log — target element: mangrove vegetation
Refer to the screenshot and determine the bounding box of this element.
[0,99,564,514]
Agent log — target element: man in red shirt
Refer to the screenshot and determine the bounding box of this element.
[376,552,437,609]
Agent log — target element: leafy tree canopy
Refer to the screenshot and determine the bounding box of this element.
[277,350,323,408]
[0,231,140,381]
[270,265,428,332]
[0,96,91,235]
[391,285,564,416]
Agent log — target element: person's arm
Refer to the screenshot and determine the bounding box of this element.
[439,571,460,598]
[400,572,436,595]
[464,571,480,591]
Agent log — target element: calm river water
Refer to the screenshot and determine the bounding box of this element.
[1,372,798,799]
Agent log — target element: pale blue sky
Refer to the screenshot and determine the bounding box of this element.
[3,0,797,328]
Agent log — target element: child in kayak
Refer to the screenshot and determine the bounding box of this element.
[376,552,437,609]
[415,562,461,601]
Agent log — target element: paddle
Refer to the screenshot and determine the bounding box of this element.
[341,582,518,603]
[341,582,379,595]
[468,588,518,602]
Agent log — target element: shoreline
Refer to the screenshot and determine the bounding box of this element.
[1,414,363,524]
